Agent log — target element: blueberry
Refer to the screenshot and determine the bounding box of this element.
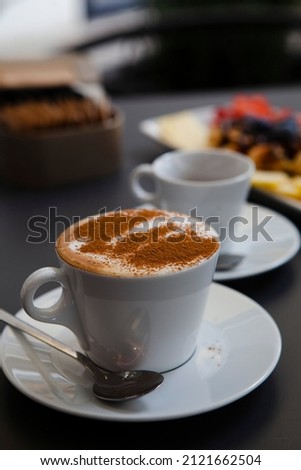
[272,117,298,143]
[243,116,272,134]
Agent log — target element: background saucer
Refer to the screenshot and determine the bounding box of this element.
[214,203,300,281]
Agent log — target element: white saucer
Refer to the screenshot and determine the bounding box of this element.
[214,203,300,281]
[0,284,281,422]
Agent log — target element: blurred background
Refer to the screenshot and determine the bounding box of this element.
[1,0,301,96]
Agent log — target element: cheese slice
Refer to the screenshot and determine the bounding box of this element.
[157,111,209,150]
[252,170,301,200]
[275,180,301,200]
[252,170,289,190]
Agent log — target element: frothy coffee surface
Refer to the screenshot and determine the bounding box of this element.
[56,208,219,276]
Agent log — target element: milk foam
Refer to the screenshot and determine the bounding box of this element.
[56,208,219,276]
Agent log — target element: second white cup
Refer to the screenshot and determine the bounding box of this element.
[130,149,255,253]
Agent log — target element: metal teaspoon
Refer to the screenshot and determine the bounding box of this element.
[216,253,245,271]
[0,308,164,402]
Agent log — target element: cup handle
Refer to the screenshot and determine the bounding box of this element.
[130,164,159,204]
[20,267,88,348]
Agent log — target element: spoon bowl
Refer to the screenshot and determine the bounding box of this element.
[92,369,164,401]
[0,308,164,402]
[216,253,245,271]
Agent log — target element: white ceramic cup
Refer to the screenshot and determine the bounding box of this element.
[20,216,220,373]
[130,149,255,254]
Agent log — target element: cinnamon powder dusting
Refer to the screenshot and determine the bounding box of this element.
[57,208,219,276]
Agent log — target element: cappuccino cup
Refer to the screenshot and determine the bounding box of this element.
[21,208,220,373]
[130,149,255,254]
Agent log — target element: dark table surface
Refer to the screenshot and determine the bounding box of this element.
[0,86,301,450]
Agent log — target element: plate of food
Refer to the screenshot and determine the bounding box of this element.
[139,94,301,212]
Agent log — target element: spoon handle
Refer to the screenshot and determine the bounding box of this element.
[0,308,79,361]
